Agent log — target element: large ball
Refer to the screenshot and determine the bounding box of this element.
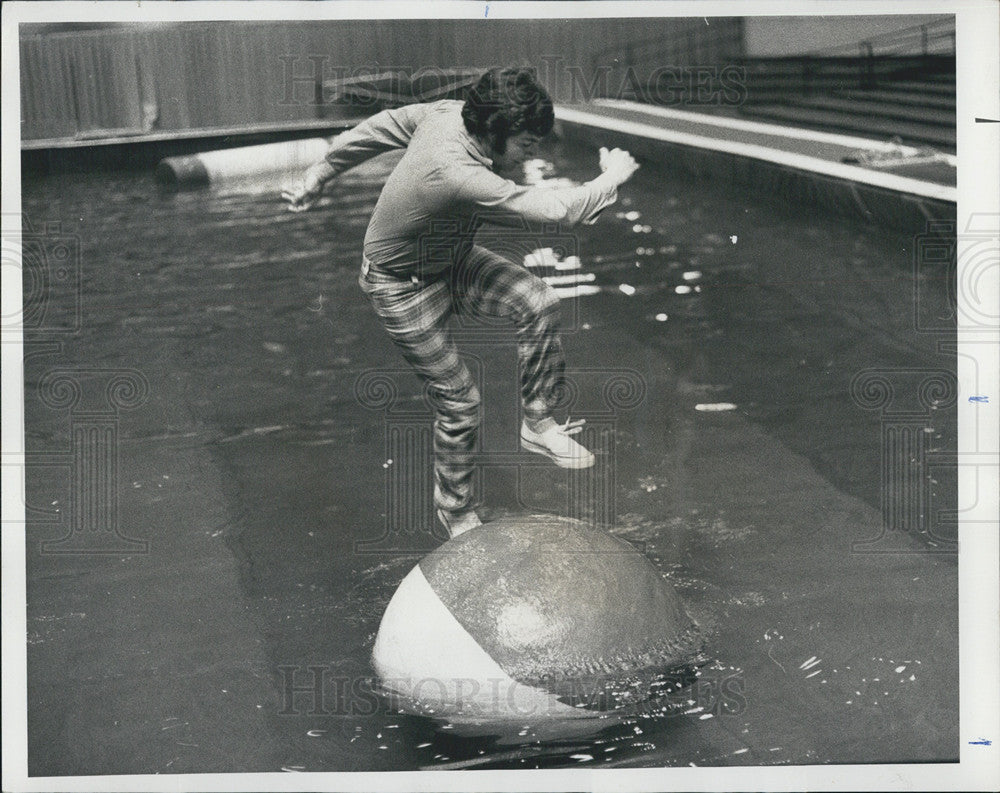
[371,514,703,723]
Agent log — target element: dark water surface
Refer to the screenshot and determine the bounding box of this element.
[22,137,957,774]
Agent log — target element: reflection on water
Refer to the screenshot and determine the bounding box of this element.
[303,663,728,770]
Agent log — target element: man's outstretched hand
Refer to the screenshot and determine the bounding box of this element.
[599,146,640,186]
[281,171,325,212]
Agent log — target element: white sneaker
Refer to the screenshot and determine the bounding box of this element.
[436,508,483,538]
[520,418,595,469]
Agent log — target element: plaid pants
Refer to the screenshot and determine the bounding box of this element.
[359,245,565,515]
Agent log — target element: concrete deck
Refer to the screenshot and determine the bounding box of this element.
[556,101,956,234]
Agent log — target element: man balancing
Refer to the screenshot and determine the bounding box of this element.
[283,67,639,537]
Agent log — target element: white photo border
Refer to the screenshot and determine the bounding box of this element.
[2,2,997,791]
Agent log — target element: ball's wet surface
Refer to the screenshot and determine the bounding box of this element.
[418,514,701,689]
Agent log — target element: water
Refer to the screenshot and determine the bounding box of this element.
[21,136,957,773]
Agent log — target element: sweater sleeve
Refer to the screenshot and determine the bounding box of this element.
[323,104,432,176]
[453,165,619,227]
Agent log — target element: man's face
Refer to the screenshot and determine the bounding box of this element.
[492,131,542,174]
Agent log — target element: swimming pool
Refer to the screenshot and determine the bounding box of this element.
[21,134,958,772]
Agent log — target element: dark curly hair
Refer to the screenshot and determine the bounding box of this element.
[462,67,555,155]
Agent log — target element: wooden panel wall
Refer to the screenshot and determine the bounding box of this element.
[20,19,745,145]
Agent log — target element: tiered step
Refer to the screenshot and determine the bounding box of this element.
[889,79,955,96]
[794,95,953,127]
[740,73,956,151]
[740,103,955,150]
[832,88,954,111]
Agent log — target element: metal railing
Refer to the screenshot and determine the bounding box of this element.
[806,17,955,59]
[584,17,955,107]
